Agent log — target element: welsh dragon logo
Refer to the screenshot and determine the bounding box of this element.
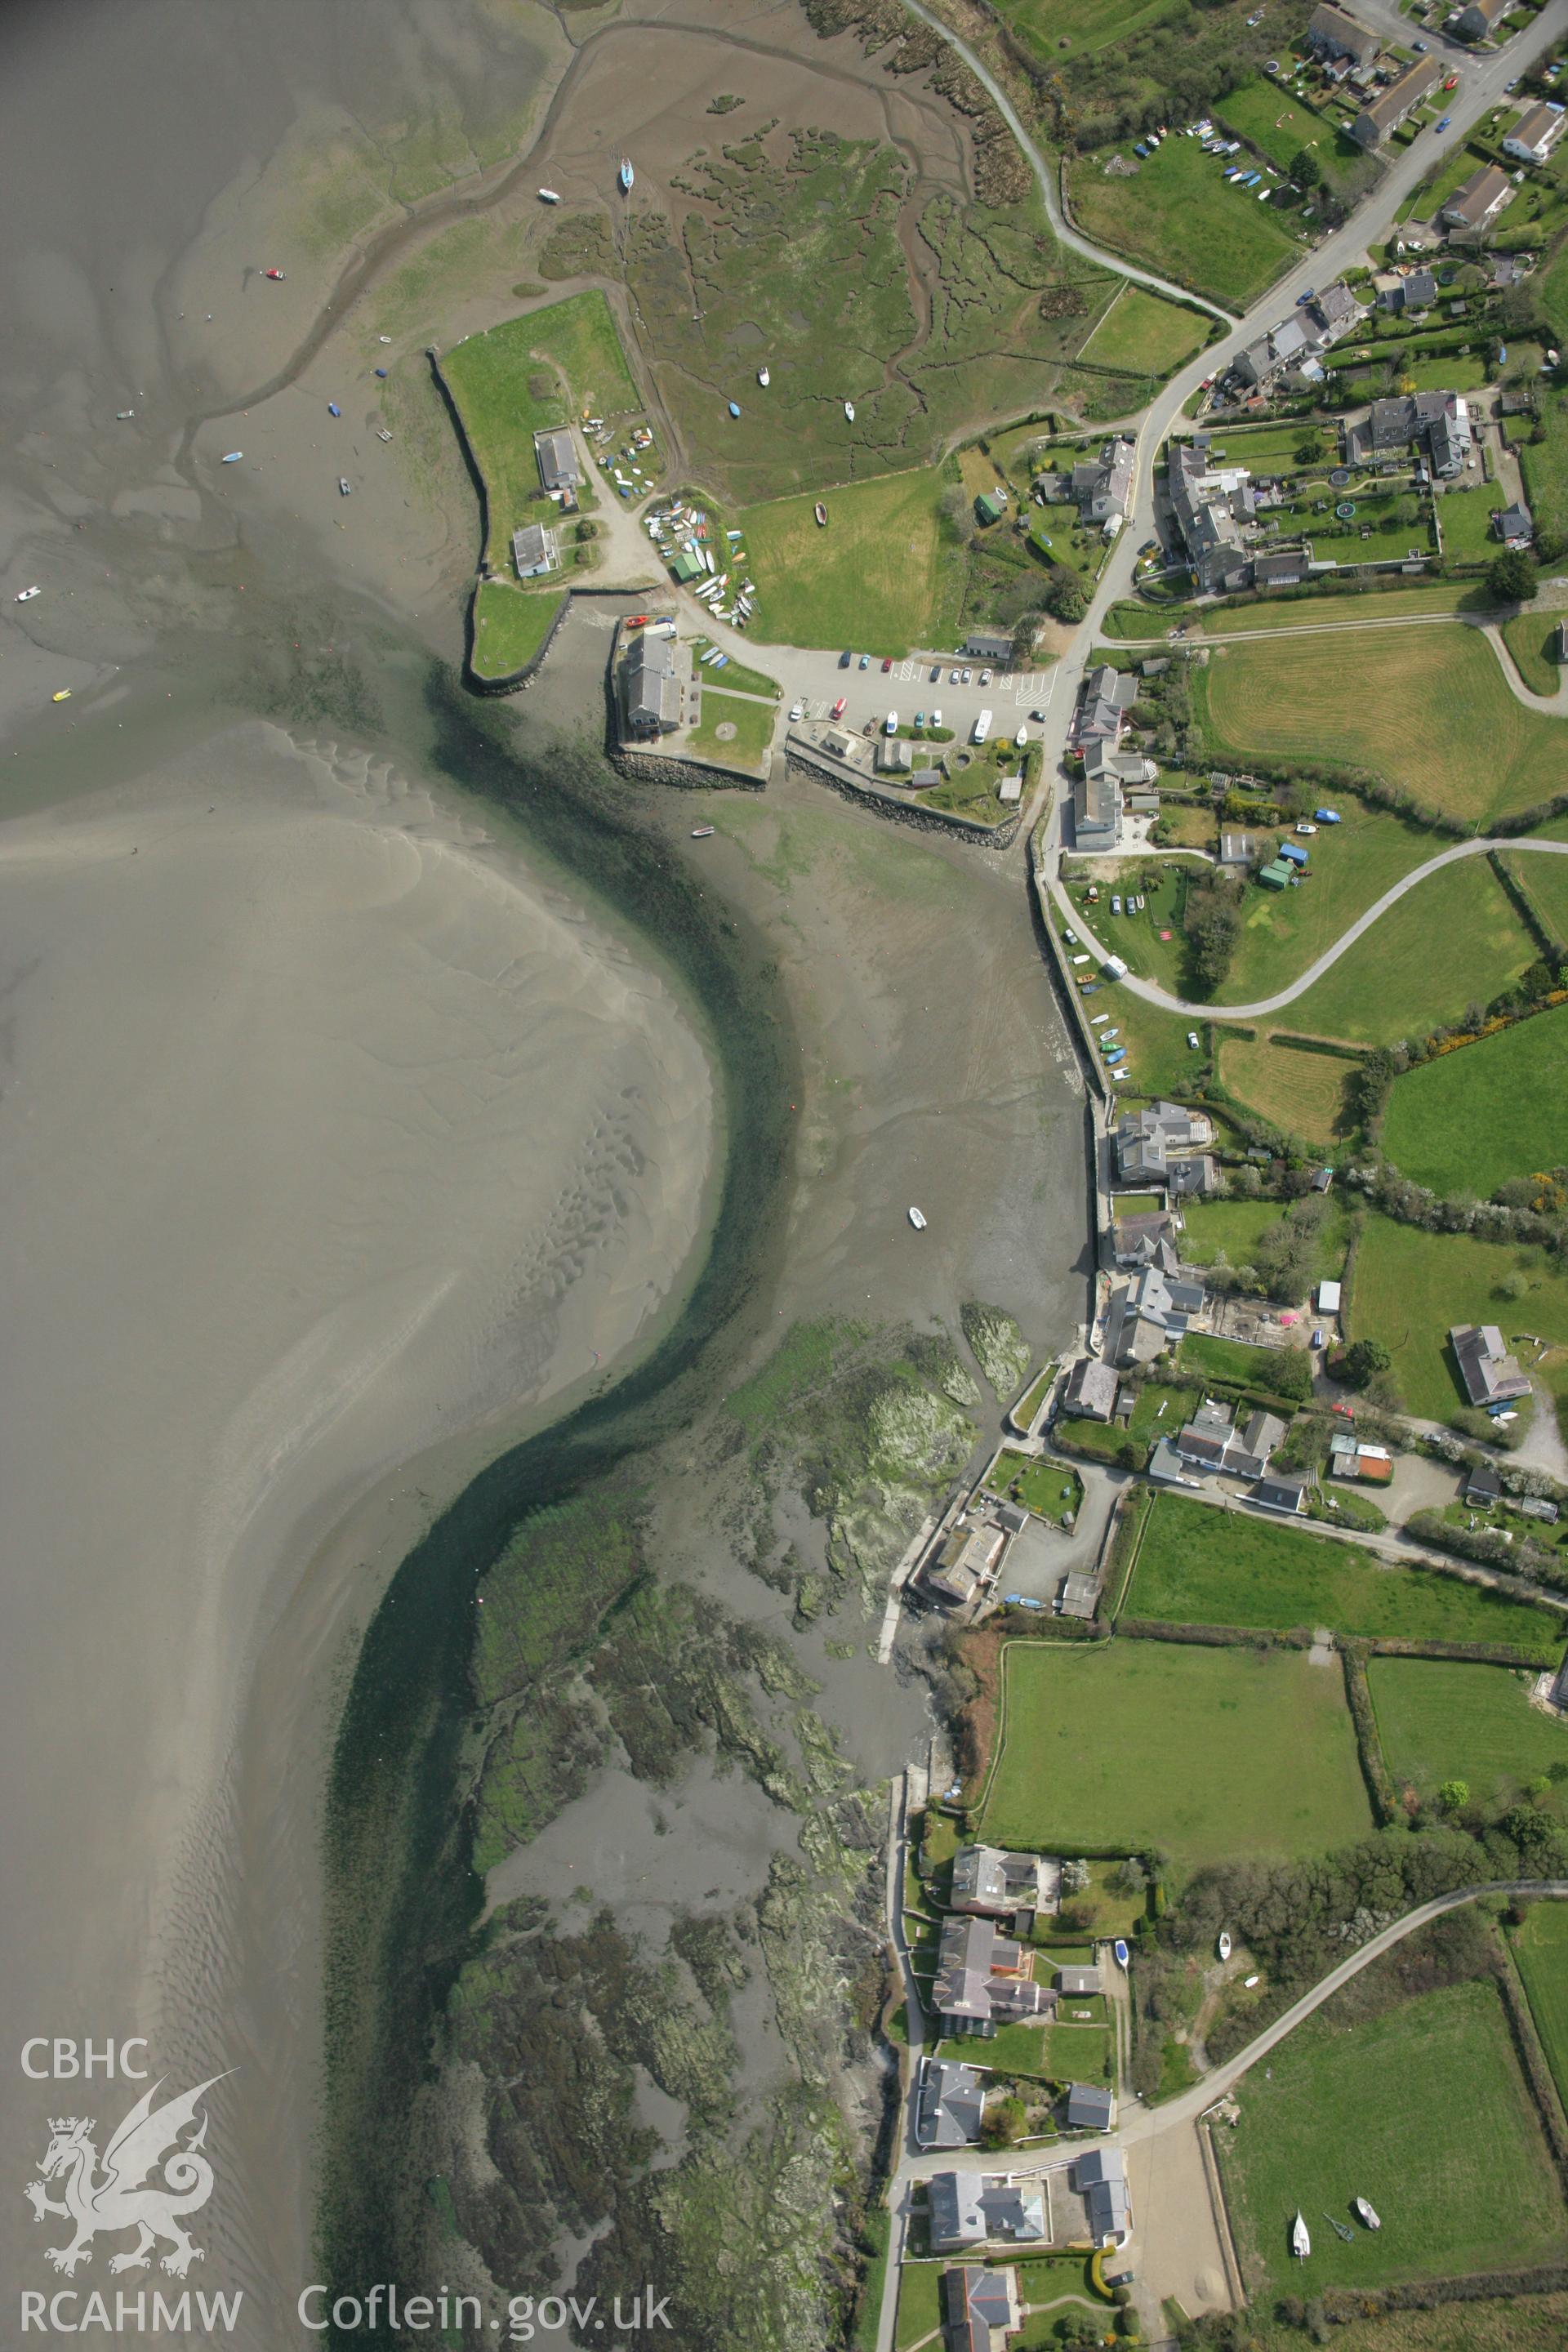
[24,2074,230,2278]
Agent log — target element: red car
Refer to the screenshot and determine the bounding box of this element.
[830,696,847,719]
[1442,74,1459,90]
[881,655,893,672]
[264,267,285,281]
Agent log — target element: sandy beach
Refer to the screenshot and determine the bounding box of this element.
[0,724,712,2328]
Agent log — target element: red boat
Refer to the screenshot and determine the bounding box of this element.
[626,614,648,628]
[264,268,285,281]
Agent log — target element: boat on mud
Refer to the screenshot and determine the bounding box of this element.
[619,157,635,192]
[907,1206,927,1231]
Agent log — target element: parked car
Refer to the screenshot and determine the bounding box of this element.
[930,664,942,682]
[1111,894,1123,915]
[913,710,924,728]
[881,655,893,672]
[951,667,961,683]
[840,649,853,667]
[1436,115,1450,132]
[858,653,870,669]
[1296,287,1316,306]
[1412,36,1427,51]
[788,700,804,721]
[961,667,973,684]
[931,708,942,728]
[1312,1328,1327,1351]
[830,696,847,719]
[979,668,992,686]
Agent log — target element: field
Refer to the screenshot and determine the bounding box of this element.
[441,293,638,559]
[1512,1901,1568,2114]
[1178,1196,1349,1281]
[981,1641,1371,1865]
[1067,136,1307,312]
[1220,807,1443,1009]
[1198,581,1482,632]
[1201,622,1568,826]
[1129,1492,1564,1658]
[1502,613,1566,700]
[1516,849,1568,947]
[1077,283,1211,377]
[1381,1006,1568,1196]
[1349,1212,1568,1419]
[1223,1978,1568,2301]
[468,579,562,680]
[739,468,964,657]
[1277,857,1538,1049]
[612,127,1114,506]
[1216,1031,1360,1147]
[687,690,777,773]
[1218,78,1369,196]
[1373,1658,1568,1805]
[998,0,1176,61]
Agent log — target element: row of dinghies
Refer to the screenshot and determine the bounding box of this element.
[1293,2201,1380,2261]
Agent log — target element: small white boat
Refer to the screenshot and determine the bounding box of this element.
[844,399,855,421]
[1112,1938,1130,1970]
[1218,1931,1232,1962]
[116,410,135,421]
[1353,2198,1381,2232]
[619,157,635,192]
[538,188,561,203]
[376,428,392,443]
[1291,2212,1311,2261]
[378,335,392,344]
[221,452,243,464]
[338,476,352,496]
[908,1206,927,1231]
[758,364,770,386]
[691,826,715,839]
[15,586,41,602]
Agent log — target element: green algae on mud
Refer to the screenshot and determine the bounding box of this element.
[318,669,802,2341]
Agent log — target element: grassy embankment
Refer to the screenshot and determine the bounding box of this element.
[1512,1900,1568,2114]
[982,1641,1371,1867]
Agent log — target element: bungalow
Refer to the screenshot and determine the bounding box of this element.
[1503,101,1567,167]
[1114,1099,1214,1187]
[1329,1433,1394,1484]
[1072,2146,1131,2247]
[929,2174,1047,2256]
[942,2265,1022,2352]
[915,2056,988,2149]
[1251,1469,1309,1516]
[1454,0,1510,40]
[1380,267,1438,315]
[1450,1322,1532,1409]
[1494,500,1534,548]
[1066,2082,1116,2132]
[932,1914,1054,2035]
[532,426,581,497]
[951,1845,1054,1920]
[1349,55,1440,149]
[1441,163,1515,235]
[1304,2,1376,65]
[962,630,1013,664]
[1062,1355,1120,1419]
[510,521,559,580]
[1464,1459,1503,1506]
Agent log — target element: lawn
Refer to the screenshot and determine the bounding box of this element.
[981,1641,1371,1865]
[893,2262,942,2352]
[1512,1900,1568,2116]
[691,642,778,699]
[1068,135,1307,312]
[1129,1492,1563,1658]
[990,1449,1084,1526]
[1405,350,1494,394]
[1381,1005,1568,1196]
[1218,77,1365,191]
[1217,1031,1360,1147]
[1178,1196,1348,1281]
[1349,1211,1568,1419]
[1437,482,1506,564]
[1199,581,1483,632]
[739,467,964,657]
[442,293,638,558]
[1220,806,1443,1009]
[469,579,563,680]
[1178,1330,1307,1396]
[1077,283,1212,377]
[1201,621,1568,826]
[1502,613,1566,699]
[1370,1658,1568,1806]
[1223,1977,1568,2302]
[1279,856,1538,1048]
[688,689,777,773]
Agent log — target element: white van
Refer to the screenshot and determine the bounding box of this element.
[972,708,993,745]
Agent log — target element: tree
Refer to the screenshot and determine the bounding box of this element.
[1488,549,1539,605]
[1437,1778,1470,1815]
[981,2093,1026,2149]
[1339,1338,1391,1388]
[1291,147,1323,192]
[1044,566,1085,623]
[1061,1856,1091,1892]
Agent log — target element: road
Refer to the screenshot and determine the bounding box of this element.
[1064,831,1568,1019]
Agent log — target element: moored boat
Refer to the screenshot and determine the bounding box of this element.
[221,451,243,464]
[16,586,41,601]
[843,399,855,421]
[538,188,561,203]
[51,689,72,703]
[758,364,770,386]
[1353,2198,1381,2232]
[691,826,715,839]
[338,476,352,495]
[728,401,741,418]
[908,1206,927,1231]
[618,157,635,192]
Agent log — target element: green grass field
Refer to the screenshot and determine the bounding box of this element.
[1502,614,1566,700]
[1218,78,1368,194]
[998,0,1175,60]
[468,578,563,679]
[1178,1196,1349,1281]
[1350,1211,1568,1419]
[1077,283,1211,376]
[443,293,639,559]
[1382,1005,1568,1196]
[1370,1658,1568,1804]
[1202,622,1568,824]
[1512,1901,1568,2116]
[1279,857,1538,1048]
[1069,136,1307,311]
[1129,1493,1563,1657]
[739,468,964,656]
[982,1642,1370,1865]
[1437,483,1506,565]
[1219,807,1444,1009]
[688,688,776,772]
[1178,1330,1304,1393]
[1200,582,1483,632]
[1223,1978,1568,2301]
[1217,1031,1361,1148]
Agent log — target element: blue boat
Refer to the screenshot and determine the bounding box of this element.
[1113,1938,1130,1970]
[220,451,243,464]
[327,402,341,416]
[728,401,741,418]
[375,367,388,378]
